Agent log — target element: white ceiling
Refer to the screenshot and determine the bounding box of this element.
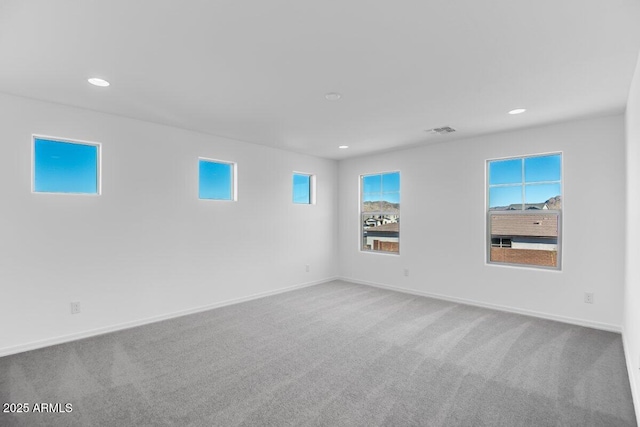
[1,1,639,159]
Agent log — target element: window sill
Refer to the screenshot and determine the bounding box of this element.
[485,261,562,272]
[360,250,400,257]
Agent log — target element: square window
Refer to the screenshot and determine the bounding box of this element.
[199,158,236,201]
[33,137,100,194]
[293,173,315,204]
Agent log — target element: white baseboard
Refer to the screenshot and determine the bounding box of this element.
[339,276,622,333]
[622,328,640,424]
[0,277,338,358]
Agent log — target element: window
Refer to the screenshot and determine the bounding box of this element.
[487,153,562,269]
[293,173,315,204]
[361,171,400,254]
[33,136,100,194]
[199,158,236,201]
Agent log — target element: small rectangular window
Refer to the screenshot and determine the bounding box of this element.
[33,136,100,194]
[361,171,400,254]
[199,158,236,201]
[487,153,562,269]
[293,173,315,204]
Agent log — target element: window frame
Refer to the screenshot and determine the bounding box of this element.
[198,157,237,201]
[486,152,563,271]
[31,134,102,196]
[360,170,400,255]
[292,172,316,205]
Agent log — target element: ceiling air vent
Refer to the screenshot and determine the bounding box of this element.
[426,126,456,135]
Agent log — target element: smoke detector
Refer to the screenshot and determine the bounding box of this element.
[425,126,456,135]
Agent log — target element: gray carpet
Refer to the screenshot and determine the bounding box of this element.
[0,280,636,426]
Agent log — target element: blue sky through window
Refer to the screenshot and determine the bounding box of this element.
[489,186,522,209]
[382,172,400,192]
[489,159,521,185]
[488,154,561,209]
[34,138,99,194]
[363,172,400,204]
[524,155,562,182]
[199,159,233,200]
[525,183,561,204]
[363,175,381,194]
[293,174,311,204]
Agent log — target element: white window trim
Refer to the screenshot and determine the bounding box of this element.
[198,157,238,202]
[359,170,400,256]
[485,152,563,271]
[31,134,102,196]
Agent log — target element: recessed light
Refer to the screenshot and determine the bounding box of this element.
[508,108,526,115]
[88,77,110,87]
[338,145,349,149]
[325,92,342,101]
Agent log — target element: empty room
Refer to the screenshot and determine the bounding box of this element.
[2,1,640,426]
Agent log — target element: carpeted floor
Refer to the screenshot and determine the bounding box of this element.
[0,280,636,426]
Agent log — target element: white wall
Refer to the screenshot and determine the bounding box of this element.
[0,93,338,355]
[624,51,640,419]
[339,114,626,330]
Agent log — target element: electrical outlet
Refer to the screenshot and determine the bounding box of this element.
[305,264,310,273]
[403,268,409,277]
[584,292,594,304]
[70,301,81,314]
